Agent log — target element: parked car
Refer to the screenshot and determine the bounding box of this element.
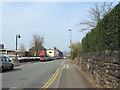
[45,56,50,61]
[0,56,14,72]
[49,57,53,60]
[53,56,58,60]
[40,57,46,61]
[9,56,16,62]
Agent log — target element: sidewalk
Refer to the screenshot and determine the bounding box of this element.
[58,60,92,88]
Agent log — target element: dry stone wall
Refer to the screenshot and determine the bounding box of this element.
[77,50,119,88]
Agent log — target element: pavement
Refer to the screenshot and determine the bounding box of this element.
[58,60,92,88]
[2,59,92,90]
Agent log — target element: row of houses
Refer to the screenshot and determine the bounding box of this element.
[0,44,63,57]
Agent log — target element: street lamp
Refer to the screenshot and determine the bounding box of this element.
[68,28,72,59]
[16,34,21,59]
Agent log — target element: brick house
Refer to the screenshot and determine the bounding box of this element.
[29,45,47,57]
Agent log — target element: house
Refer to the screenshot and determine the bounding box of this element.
[47,49,55,57]
[47,47,63,57]
[29,45,47,57]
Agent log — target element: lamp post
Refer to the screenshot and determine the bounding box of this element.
[68,28,72,59]
[16,34,21,59]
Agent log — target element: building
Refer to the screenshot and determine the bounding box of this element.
[0,44,4,49]
[47,47,63,57]
[47,49,55,57]
[0,49,15,57]
[29,45,47,57]
[13,50,25,57]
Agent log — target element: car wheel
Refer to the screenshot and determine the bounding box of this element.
[10,65,14,70]
[0,66,4,72]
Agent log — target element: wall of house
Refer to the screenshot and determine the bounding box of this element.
[38,50,46,56]
[47,50,55,57]
[76,50,119,88]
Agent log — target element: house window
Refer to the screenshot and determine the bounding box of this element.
[49,52,52,53]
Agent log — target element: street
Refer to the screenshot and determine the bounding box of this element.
[2,59,92,89]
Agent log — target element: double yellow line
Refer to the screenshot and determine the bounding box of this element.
[41,69,60,88]
[61,60,65,66]
[41,61,65,89]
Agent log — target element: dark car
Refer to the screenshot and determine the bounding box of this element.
[49,57,53,60]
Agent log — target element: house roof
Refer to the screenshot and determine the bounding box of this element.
[29,45,46,51]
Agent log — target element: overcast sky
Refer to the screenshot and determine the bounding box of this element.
[1,1,118,52]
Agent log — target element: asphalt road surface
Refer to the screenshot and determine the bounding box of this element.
[2,59,92,89]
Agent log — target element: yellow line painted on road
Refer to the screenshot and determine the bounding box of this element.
[41,69,59,88]
[61,60,65,65]
[45,69,60,88]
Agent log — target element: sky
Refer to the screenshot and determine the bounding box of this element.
[1,1,118,52]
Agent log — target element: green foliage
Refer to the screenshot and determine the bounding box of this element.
[70,42,82,59]
[82,3,120,52]
[71,52,77,60]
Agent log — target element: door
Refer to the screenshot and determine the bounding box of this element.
[5,57,12,68]
[2,56,8,69]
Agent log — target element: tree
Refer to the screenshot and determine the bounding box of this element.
[79,2,115,32]
[70,42,82,59]
[30,34,44,57]
[20,43,26,51]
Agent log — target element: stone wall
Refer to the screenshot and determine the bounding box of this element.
[76,50,119,88]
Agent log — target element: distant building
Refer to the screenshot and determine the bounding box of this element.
[47,47,63,57]
[13,50,25,57]
[0,44,4,49]
[0,49,15,57]
[47,49,55,57]
[25,51,31,57]
[29,45,47,57]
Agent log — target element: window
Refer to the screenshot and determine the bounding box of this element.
[49,52,52,53]
[6,57,10,62]
[2,57,6,61]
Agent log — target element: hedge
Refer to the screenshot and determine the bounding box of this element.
[82,3,120,52]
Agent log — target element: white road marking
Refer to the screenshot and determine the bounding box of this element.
[63,65,69,69]
[63,65,66,68]
[67,65,69,68]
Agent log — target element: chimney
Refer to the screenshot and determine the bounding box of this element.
[54,46,57,50]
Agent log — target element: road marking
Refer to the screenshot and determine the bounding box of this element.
[41,69,60,88]
[55,68,64,88]
[61,60,65,65]
[63,65,65,68]
[63,65,69,69]
[45,69,60,88]
[67,65,69,68]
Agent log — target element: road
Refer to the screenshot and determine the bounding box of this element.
[2,59,92,89]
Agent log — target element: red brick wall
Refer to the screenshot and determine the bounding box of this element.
[38,50,46,56]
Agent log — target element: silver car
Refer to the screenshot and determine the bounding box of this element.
[0,56,14,72]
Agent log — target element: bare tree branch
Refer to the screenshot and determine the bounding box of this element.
[30,34,44,57]
[79,2,114,32]
[20,43,26,51]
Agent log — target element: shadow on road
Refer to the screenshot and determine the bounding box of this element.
[2,68,22,73]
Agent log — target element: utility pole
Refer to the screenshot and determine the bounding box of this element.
[69,28,72,59]
[16,34,21,59]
